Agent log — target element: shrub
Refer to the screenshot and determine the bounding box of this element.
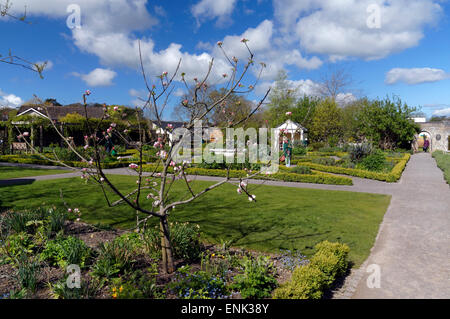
[40,236,91,268]
[290,166,312,175]
[349,143,373,163]
[311,157,336,166]
[292,146,307,156]
[1,232,35,264]
[232,256,278,299]
[303,153,410,182]
[272,264,326,299]
[360,151,386,172]
[273,241,349,299]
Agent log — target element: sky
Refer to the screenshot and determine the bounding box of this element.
[1,0,450,120]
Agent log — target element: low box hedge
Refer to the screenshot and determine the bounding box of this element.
[273,241,350,299]
[141,164,353,185]
[0,155,139,169]
[300,153,410,182]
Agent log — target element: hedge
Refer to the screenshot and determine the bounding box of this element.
[141,164,353,185]
[300,153,411,182]
[1,155,353,185]
[0,155,139,169]
[273,241,350,299]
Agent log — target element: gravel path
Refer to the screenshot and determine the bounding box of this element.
[334,153,450,299]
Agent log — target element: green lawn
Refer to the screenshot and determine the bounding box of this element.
[0,175,391,267]
[0,166,71,180]
[433,151,450,185]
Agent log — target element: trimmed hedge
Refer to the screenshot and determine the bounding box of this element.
[301,153,410,182]
[141,164,353,185]
[273,241,350,299]
[1,155,353,185]
[0,154,139,169]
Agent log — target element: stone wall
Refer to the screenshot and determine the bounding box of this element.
[416,121,450,152]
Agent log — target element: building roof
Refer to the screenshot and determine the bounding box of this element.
[17,103,105,120]
[275,119,307,131]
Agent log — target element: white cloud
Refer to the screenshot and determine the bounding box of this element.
[0,89,23,108]
[74,68,118,87]
[191,0,237,25]
[256,79,323,97]
[386,68,449,85]
[432,108,450,117]
[274,0,443,60]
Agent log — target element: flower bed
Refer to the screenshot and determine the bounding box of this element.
[1,207,350,300]
[300,153,411,182]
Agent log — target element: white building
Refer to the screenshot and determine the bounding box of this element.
[274,120,307,145]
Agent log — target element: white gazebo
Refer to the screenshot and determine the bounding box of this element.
[274,120,307,146]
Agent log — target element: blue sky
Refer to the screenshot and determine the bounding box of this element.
[1,0,450,119]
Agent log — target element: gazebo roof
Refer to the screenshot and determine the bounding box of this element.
[275,120,306,131]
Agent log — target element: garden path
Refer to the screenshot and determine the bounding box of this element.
[335,153,450,299]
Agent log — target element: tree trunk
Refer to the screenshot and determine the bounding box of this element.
[160,214,175,274]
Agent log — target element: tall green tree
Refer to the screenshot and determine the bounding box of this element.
[309,99,343,146]
[359,96,420,150]
[264,70,297,127]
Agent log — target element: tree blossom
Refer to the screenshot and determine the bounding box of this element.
[286,112,292,116]
[85,90,91,96]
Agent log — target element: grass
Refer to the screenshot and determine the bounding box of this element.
[0,175,391,267]
[433,151,450,185]
[0,166,71,180]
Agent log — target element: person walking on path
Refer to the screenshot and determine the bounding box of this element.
[423,136,430,153]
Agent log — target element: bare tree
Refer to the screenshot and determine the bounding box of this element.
[317,64,355,102]
[14,38,271,273]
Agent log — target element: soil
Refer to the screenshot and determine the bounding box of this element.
[0,220,297,299]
